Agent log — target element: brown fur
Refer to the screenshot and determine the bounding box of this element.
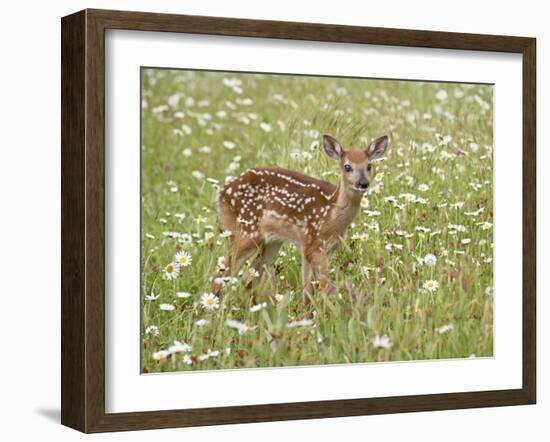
[211,135,388,303]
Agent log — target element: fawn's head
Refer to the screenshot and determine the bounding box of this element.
[323,134,389,194]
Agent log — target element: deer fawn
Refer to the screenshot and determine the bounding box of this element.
[212,134,389,303]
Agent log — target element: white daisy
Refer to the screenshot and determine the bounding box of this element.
[418,183,430,192]
[179,233,193,243]
[176,291,192,298]
[174,250,192,267]
[159,303,176,311]
[436,324,454,334]
[145,325,159,336]
[163,262,180,280]
[191,170,204,180]
[167,341,192,353]
[250,302,267,312]
[360,196,369,209]
[287,319,314,328]
[223,140,236,150]
[480,221,493,230]
[423,279,440,293]
[152,350,170,361]
[371,334,392,349]
[195,319,209,327]
[423,253,437,267]
[436,89,448,101]
[145,292,160,301]
[248,268,260,278]
[260,122,272,132]
[200,293,220,311]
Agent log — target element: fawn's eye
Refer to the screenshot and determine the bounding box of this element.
[367,164,372,172]
[344,164,353,172]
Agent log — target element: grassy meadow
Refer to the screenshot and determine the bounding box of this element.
[140,68,494,373]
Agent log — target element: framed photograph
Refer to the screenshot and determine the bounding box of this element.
[61,9,536,433]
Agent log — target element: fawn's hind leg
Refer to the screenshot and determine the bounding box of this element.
[248,241,282,289]
[211,236,259,294]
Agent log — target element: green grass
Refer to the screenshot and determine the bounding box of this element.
[140,68,494,373]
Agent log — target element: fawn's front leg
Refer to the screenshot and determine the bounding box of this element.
[301,245,329,305]
[301,251,313,305]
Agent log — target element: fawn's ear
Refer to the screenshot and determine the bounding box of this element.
[367,135,389,160]
[323,135,344,160]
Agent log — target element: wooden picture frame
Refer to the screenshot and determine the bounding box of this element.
[61,8,536,433]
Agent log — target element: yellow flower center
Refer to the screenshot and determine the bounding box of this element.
[166,264,173,273]
[206,298,214,305]
[180,257,187,264]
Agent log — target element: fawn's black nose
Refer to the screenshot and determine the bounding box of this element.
[358,179,370,189]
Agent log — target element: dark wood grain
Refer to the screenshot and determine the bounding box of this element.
[61,10,86,431]
[61,8,537,433]
[522,38,536,403]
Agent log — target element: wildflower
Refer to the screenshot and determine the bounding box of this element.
[436,89,448,101]
[182,354,193,365]
[287,319,314,328]
[374,172,385,182]
[436,324,453,334]
[223,140,236,150]
[260,122,272,132]
[200,293,220,311]
[371,335,392,349]
[424,253,437,267]
[480,221,493,230]
[195,319,209,327]
[159,303,176,311]
[191,170,204,180]
[163,262,180,280]
[360,196,369,209]
[423,279,439,293]
[248,268,260,278]
[145,325,159,336]
[167,341,192,353]
[162,231,180,239]
[250,302,267,312]
[417,183,429,192]
[461,238,472,245]
[174,250,192,267]
[145,292,160,301]
[152,350,170,361]
[179,233,193,243]
[176,291,192,299]
[226,319,257,334]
